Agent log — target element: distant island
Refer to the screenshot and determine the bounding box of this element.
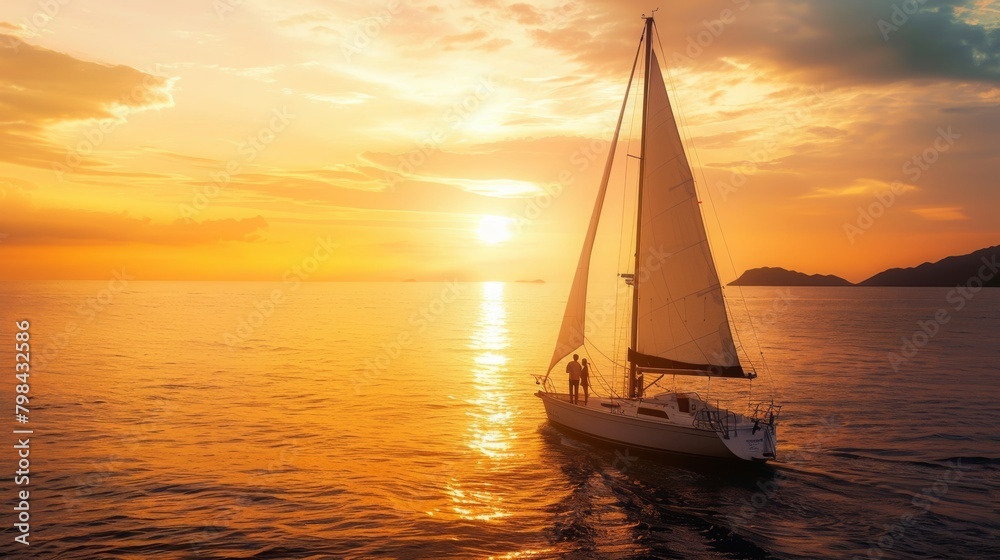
[860,245,999,287]
[731,244,999,287]
[730,267,852,286]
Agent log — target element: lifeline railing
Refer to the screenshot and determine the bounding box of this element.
[694,407,739,439]
[532,374,555,393]
[695,400,781,440]
[750,401,782,426]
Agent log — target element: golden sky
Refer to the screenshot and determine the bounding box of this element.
[1,0,998,283]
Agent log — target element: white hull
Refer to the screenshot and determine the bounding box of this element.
[537,391,777,462]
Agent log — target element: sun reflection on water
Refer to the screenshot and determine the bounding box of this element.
[446,282,518,522]
[468,281,514,460]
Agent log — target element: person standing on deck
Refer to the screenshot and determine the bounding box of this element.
[566,354,582,404]
[580,358,590,405]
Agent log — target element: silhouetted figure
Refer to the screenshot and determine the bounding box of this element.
[580,358,590,405]
[566,354,582,404]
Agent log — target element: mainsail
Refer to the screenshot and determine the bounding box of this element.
[546,26,746,379]
[630,50,745,377]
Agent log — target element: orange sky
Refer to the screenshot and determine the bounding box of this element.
[1,0,998,283]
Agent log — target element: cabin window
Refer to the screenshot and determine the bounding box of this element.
[637,407,669,419]
[676,397,690,413]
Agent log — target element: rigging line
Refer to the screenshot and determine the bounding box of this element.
[585,335,630,371]
[590,358,619,400]
[616,35,644,395]
[582,343,621,399]
[585,339,626,404]
[651,19,771,386]
[612,62,639,384]
[613,59,643,394]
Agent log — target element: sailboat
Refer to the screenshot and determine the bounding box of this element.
[535,14,779,462]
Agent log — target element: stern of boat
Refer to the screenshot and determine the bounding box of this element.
[718,422,778,462]
[709,402,780,462]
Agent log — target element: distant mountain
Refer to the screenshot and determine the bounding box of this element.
[859,245,1000,287]
[730,245,1000,287]
[730,267,853,286]
[516,279,546,284]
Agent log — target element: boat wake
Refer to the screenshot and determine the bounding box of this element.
[542,426,777,559]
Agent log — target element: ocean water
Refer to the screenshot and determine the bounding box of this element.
[0,282,997,559]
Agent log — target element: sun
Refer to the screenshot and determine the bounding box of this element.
[477,216,513,244]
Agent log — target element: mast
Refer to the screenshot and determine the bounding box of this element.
[629,14,654,399]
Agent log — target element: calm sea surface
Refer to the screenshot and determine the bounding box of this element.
[0,282,997,559]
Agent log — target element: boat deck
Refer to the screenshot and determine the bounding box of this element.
[541,392,676,420]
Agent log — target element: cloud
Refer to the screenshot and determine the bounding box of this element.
[305,92,373,106]
[439,29,488,46]
[0,33,175,168]
[693,129,759,149]
[911,206,970,220]
[438,30,513,52]
[278,11,335,27]
[187,166,388,200]
[408,175,543,198]
[527,15,637,76]
[160,134,612,231]
[0,185,267,246]
[508,3,544,26]
[803,178,919,198]
[359,135,601,199]
[663,0,1000,85]
[517,1,998,86]
[217,64,286,83]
